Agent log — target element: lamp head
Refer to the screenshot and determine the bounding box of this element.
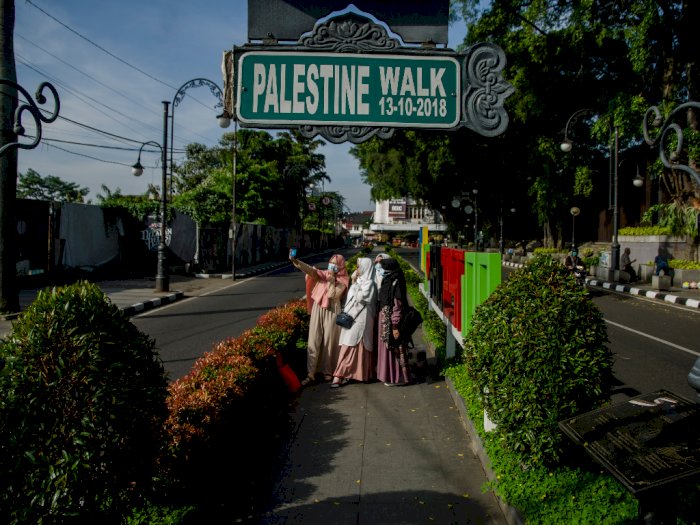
[451,198,460,208]
[217,112,232,128]
[131,160,144,177]
[560,139,573,153]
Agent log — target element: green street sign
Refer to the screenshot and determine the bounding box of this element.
[236,51,460,128]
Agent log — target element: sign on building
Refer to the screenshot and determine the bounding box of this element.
[388,199,407,218]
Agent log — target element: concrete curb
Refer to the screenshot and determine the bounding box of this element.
[195,260,290,280]
[504,261,700,310]
[445,376,525,525]
[121,291,184,317]
[586,278,700,309]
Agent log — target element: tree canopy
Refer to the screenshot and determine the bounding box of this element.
[17,169,90,203]
[99,129,333,230]
[352,0,698,245]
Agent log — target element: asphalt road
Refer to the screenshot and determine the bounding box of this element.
[591,291,700,402]
[131,250,359,380]
[395,247,700,403]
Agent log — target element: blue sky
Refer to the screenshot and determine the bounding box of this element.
[15,1,468,212]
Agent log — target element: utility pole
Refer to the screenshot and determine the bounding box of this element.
[0,0,19,313]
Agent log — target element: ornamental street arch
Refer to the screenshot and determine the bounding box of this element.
[222,2,514,143]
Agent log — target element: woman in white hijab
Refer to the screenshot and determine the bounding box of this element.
[331,257,377,387]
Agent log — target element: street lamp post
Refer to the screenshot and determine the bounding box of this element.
[642,100,700,400]
[570,206,580,248]
[499,206,516,254]
[560,109,619,280]
[0,79,60,313]
[451,189,479,248]
[131,102,169,292]
[168,78,231,276]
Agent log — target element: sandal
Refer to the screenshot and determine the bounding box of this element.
[324,374,333,382]
[331,378,349,388]
[301,376,314,387]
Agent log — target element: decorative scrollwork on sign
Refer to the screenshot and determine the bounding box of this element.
[299,124,394,144]
[300,13,402,52]
[461,43,514,138]
[0,79,60,156]
[643,101,700,186]
[297,13,400,142]
[173,78,224,109]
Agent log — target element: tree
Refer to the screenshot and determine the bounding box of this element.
[96,184,158,222]
[17,168,89,202]
[449,0,699,246]
[172,129,328,229]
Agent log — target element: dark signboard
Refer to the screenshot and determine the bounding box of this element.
[248,0,449,44]
[559,390,700,494]
[388,199,407,218]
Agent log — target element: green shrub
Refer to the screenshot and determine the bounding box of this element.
[461,255,613,466]
[533,247,563,255]
[618,226,673,236]
[670,259,700,270]
[0,281,168,524]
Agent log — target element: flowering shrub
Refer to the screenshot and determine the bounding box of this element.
[160,299,308,507]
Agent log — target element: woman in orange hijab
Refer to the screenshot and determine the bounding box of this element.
[290,253,349,385]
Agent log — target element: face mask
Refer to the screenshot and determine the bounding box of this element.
[375,263,385,276]
[328,263,338,273]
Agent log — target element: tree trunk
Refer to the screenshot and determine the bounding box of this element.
[0,0,18,313]
[542,220,553,248]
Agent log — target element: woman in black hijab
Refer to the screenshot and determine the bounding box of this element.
[375,258,411,386]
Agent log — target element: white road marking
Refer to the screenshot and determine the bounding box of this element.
[606,320,700,357]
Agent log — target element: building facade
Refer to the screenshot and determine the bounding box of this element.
[370,197,447,239]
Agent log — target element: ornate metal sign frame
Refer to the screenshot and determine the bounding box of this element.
[229,10,513,144]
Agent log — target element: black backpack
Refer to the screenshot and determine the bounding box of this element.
[400,306,423,341]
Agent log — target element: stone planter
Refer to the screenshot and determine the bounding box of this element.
[639,264,655,283]
[652,275,672,290]
[674,268,700,284]
[619,235,698,270]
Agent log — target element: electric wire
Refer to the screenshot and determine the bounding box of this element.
[24,0,222,113]
[15,1,233,194]
[16,33,221,145]
[25,0,177,91]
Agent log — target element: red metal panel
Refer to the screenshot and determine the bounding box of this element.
[441,247,465,331]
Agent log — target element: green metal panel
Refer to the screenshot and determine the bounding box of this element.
[462,251,502,337]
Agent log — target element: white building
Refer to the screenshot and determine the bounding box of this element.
[370,197,447,237]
